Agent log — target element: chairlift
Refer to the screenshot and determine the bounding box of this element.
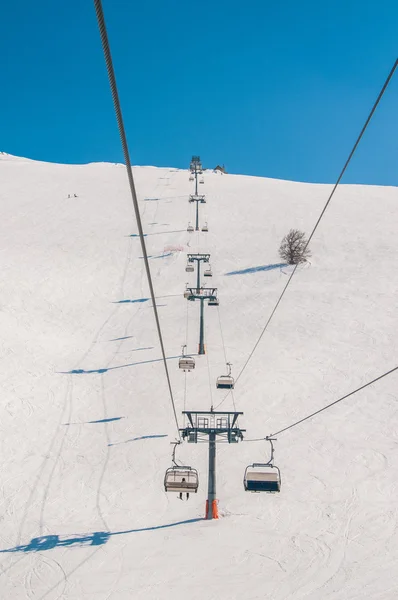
[187,222,194,233]
[199,177,204,184]
[203,264,212,277]
[189,174,194,181]
[164,442,199,494]
[179,345,195,371]
[244,437,281,493]
[183,288,191,299]
[208,297,219,306]
[201,222,208,232]
[216,362,234,389]
[185,262,194,273]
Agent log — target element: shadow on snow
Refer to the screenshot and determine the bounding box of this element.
[225,263,287,276]
[129,230,185,237]
[59,356,181,375]
[0,519,203,553]
[108,434,168,447]
[63,417,125,425]
[113,298,149,304]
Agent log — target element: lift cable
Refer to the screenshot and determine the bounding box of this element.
[243,364,398,441]
[206,345,215,411]
[93,0,181,439]
[220,58,398,404]
[216,305,236,411]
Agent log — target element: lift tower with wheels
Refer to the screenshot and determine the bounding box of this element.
[186,253,211,292]
[181,409,245,520]
[189,194,206,231]
[189,155,203,197]
[185,287,218,355]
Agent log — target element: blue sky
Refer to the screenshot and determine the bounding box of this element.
[1,0,397,184]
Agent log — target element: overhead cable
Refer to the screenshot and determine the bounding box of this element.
[231,58,398,393]
[93,0,181,439]
[262,365,398,438]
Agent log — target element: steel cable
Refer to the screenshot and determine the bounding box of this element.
[93,0,180,438]
[230,58,398,393]
[245,365,398,440]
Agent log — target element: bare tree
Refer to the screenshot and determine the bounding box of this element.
[279,229,311,265]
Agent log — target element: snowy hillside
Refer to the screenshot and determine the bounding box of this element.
[1,152,398,599]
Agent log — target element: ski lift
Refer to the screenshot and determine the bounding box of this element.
[189,174,194,181]
[201,222,208,232]
[185,262,194,272]
[179,345,195,371]
[244,437,281,493]
[187,222,194,233]
[164,442,199,493]
[216,362,234,389]
[203,264,212,277]
[208,297,219,306]
[184,288,191,299]
[199,177,204,184]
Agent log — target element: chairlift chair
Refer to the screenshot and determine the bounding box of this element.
[187,222,194,233]
[203,264,212,277]
[201,222,208,232]
[199,177,204,184]
[208,297,219,306]
[164,466,199,493]
[185,262,194,273]
[183,289,191,299]
[244,464,281,493]
[189,174,194,181]
[179,345,195,371]
[164,442,199,494]
[216,362,234,389]
[244,437,281,493]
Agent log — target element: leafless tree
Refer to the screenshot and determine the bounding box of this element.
[279,229,311,265]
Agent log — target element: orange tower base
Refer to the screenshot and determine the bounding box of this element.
[205,499,219,519]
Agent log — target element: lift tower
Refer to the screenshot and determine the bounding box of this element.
[190,155,203,196]
[185,287,217,355]
[189,194,206,231]
[186,253,211,291]
[181,409,245,520]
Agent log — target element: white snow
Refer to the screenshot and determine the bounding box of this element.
[0,155,397,599]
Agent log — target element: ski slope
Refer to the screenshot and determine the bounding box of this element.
[1,151,398,599]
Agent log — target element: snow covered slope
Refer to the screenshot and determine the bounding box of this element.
[1,152,397,599]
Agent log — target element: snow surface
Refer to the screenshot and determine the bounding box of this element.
[1,153,398,599]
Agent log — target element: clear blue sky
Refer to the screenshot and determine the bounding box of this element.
[1,0,397,184]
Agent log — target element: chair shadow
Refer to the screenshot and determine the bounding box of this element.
[0,519,204,553]
[108,434,168,447]
[63,417,124,426]
[59,355,181,375]
[225,263,287,276]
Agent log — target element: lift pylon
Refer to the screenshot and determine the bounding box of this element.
[181,410,245,519]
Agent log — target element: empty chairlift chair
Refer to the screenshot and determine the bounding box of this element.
[203,264,212,277]
[185,261,194,273]
[208,297,219,306]
[189,173,194,181]
[216,362,234,389]
[187,222,194,233]
[199,177,204,184]
[179,345,195,371]
[201,222,208,232]
[244,437,281,493]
